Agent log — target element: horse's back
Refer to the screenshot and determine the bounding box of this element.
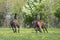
[10,19,19,26]
[37,20,44,27]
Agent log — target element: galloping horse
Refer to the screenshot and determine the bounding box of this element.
[32,19,48,33]
[10,13,20,33]
[37,20,48,33]
[32,15,48,33]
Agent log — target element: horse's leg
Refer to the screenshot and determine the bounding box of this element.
[41,25,45,33]
[39,26,42,33]
[38,27,41,32]
[35,27,38,33]
[42,27,45,33]
[17,25,20,33]
[14,25,16,33]
[44,26,48,33]
[11,24,14,33]
[33,24,38,33]
[12,27,15,33]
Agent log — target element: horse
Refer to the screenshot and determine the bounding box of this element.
[37,20,48,33]
[10,19,20,33]
[32,20,48,33]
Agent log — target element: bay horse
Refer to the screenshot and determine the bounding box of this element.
[37,20,48,33]
[32,19,48,33]
[10,19,20,33]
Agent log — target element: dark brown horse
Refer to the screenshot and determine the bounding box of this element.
[32,19,48,33]
[10,19,20,33]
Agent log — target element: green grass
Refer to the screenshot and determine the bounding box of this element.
[0,28,60,40]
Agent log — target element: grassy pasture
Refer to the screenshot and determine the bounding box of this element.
[0,28,60,40]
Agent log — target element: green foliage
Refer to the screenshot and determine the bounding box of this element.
[54,0,60,20]
[0,0,26,26]
[23,0,49,27]
[22,0,60,27]
[0,12,4,26]
[54,8,60,20]
[24,14,34,27]
[0,0,7,26]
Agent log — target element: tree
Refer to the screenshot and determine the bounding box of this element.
[54,0,60,20]
[23,0,49,27]
[23,0,60,28]
[0,0,26,26]
[0,0,7,26]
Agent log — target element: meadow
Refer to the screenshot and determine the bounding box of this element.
[0,28,60,40]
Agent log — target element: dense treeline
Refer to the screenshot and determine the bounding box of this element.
[22,0,60,28]
[0,0,60,28]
